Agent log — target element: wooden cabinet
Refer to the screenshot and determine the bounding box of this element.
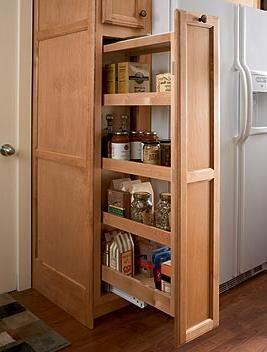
[33,0,219,348]
[102,0,151,29]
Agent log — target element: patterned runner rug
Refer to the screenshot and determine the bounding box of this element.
[0,294,70,351]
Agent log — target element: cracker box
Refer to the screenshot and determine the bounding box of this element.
[156,73,172,92]
[118,62,150,93]
[104,63,118,94]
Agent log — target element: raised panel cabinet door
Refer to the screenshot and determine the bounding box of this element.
[102,0,151,31]
[171,10,219,345]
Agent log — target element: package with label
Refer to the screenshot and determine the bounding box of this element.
[107,188,131,218]
[111,178,131,191]
[156,73,172,92]
[109,232,135,276]
[104,63,118,94]
[134,238,163,278]
[121,179,141,192]
[161,260,171,294]
[118,62,150,93]
[152,248,171,290]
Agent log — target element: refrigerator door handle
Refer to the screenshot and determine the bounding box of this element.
[235,5,248,144]
[239,5,253,143]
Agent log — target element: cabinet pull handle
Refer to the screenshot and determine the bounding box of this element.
[139,10,147,18]
[199,14,207,23]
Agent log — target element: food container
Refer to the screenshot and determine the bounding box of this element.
[155,193,171,231]
[160,139,171,167]
[141,131,160,164]
[131,191,153,225]
[156,73,172,93]
[107,189,131,218]
[118,62,150,93]
[130,131,142,161]
[111,131,130,160]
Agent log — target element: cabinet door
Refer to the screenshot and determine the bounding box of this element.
[32,0,94,328]
[172,10,220,345]
[102,0,151,30]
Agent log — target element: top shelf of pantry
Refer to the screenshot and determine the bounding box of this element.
[103,33,171,57]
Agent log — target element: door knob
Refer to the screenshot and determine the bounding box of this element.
[139,10,147,17]
[199,14,207,23]
[0,144,16,157]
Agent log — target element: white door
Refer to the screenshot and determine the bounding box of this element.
[0,0,32,293]
[239,7,267,273]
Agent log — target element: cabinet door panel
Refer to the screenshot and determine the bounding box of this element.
[172,10,219,345]
[102,0,151,30]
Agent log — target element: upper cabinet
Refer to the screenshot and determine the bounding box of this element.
[101,0,151,34]
[226,0,260,8]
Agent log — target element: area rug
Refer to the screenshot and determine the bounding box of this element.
[0,294,70,351]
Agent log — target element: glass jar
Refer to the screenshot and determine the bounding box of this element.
[160,139,171,167]
[111,132,130,160]
[131,192,153,225]
[130,131,142,161]
[141,131,160,165]
[155,193,171,231]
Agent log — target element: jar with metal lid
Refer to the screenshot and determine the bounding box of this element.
[131,192,153,225]
[141,131,160,165]
[155,193,171,231]
[111,132,130,160]
[160,139,171,167]
[130,131,142,161]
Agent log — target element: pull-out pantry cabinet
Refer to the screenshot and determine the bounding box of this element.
[33,0,219,347]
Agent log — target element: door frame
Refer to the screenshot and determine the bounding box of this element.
[16,0,33,291]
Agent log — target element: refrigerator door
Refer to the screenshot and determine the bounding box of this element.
[239,7,267,273]
[176,0,238,284]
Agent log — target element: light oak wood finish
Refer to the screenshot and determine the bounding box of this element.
[104,92,171,106]
[102,158,171,181]
[102,0,151,33]
[33,0,96,328]
[102,265,171,316]
[103,212,171,246]
[171,10,219,345]
[93,0,153,320]
[104,32,171,55]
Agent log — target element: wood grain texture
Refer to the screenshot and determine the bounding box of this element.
[33,0,95,328]
[12,272,267,352]
[102,158,171,181]
[38,0,88,31]
[102,266,172,316]
[103,33,171,56]
[102,0,151,33]
[104,92,171,106]
[103,212,171,246]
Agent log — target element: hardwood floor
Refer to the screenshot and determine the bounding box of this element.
[12,272,267,351]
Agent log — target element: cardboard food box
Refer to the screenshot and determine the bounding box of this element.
[156,73,172,92]
[118,62,150,93]
[107,189,131,218]
[104,63,118,94]
[109,232,135,276]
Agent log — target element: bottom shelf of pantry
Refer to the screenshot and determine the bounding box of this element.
[102,265,173,316]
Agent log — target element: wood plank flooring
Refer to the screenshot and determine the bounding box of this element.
[12,272,267,351]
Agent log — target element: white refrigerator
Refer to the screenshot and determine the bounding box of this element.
[153,0,267,284]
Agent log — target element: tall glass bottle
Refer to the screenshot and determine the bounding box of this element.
[102,114,114,158]
[120,114,128,132]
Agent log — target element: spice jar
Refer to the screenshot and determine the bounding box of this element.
[142,132,160,165]
[130,131,142,161]
[160,140,171,167]
[155,193,171,231]
[111,132,130,160]
[131,192,153,225]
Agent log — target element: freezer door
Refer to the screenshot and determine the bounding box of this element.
[245,7,267,72]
